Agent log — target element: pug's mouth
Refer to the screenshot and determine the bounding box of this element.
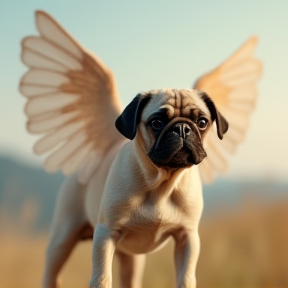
[148,130,207,169]
[164,145,195,168]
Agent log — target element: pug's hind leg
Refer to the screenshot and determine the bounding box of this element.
[43,175,88,288]
[44,221,81,288]
[116,250,146,288]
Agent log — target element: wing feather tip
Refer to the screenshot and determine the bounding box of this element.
[20,37,28,49]
[23,101,30,116]
[33,145,43,156]
[19,82,26,98]
[35,10,48,20]
[44,166,58,174]
[249,35,259,45]
[26,121,34,134]
[62,169,72,176]
[241,35,259,53]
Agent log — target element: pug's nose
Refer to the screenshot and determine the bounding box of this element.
[172,123,191,139]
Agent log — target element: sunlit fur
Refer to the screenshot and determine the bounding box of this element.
[19,11,261,288]
[46,89,226,288]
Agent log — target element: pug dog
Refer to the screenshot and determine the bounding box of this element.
[42,88,228,288]
[19,11,261,288]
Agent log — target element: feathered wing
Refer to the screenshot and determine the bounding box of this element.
[194,37,262,183]
[20,11,124,183]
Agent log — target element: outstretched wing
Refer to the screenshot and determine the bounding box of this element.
[194,37,262,183]
[20,11,124,183]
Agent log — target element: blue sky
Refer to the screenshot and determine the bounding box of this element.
[1,0,288,181]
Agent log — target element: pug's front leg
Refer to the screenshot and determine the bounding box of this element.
[90,224,120,288]
[173,229,200,288]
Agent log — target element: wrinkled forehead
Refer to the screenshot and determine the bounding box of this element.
[142,88,210,120]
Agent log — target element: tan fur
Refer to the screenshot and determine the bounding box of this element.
[18,11,259,286]
[44,89,214,288]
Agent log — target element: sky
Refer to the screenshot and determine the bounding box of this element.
[1,0,288,182]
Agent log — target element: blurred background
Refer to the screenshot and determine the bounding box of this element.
[1,1,288,287]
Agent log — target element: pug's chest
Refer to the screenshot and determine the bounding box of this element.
[127,204,179,232]
[114,196,188,254]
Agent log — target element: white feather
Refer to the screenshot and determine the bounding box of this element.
[36,11,82,60]
[221,60,260,82]
[223,37,257,70]
[28,111,80,133]
[34,120,86,154]
[23,37,82,71]
[20,84,58,97]
[44,132,87,172]
[225,126,247,144]
[22,70,69,87]
[25,92,80,116]
[78,152,102,184]
[22,47,67,73]
[62,142,93,175]
[221,71,260,87]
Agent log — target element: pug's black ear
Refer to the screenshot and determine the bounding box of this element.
[198,91,229,140]
[115,93,152,140]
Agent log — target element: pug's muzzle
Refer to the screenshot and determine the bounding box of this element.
[148,117,207,168]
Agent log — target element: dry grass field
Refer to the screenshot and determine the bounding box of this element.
[1,198,288,288]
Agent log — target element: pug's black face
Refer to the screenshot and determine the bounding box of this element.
[147,113,208,168]
[115,89,229,170]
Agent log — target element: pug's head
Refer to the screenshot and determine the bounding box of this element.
[115,89,228,168]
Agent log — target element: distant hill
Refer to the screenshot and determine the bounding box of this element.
[0,156,287,232]
[0,156,63,232]
[203,177,288,215]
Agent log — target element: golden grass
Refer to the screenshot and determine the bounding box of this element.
[1,199,288,288]
[198,200,288,288]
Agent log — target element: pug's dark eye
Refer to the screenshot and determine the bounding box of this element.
[150,118,164,130]
[197,117,208,130]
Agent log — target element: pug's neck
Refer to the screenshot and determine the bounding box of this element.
[132,134,188,190]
